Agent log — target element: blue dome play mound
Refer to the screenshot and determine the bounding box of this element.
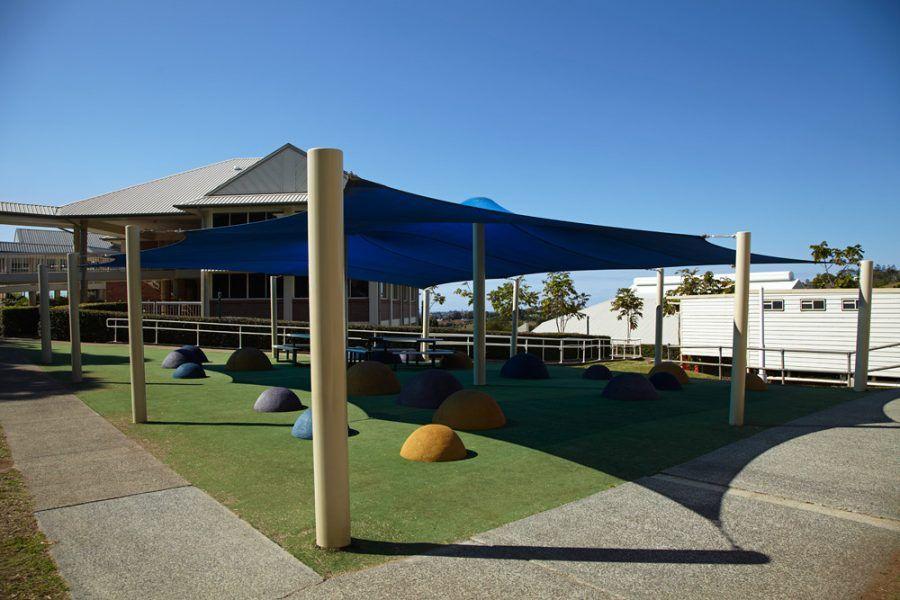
[161,349,192,369]
[173,363,206,379]
[649,371,682,391]
[501,352,550,380]
[254,387,305,412]
[397,369,464,409]
[291,409,351,440]
[583,364,613,381]
[180,345,209,363]
[602,373,659,401]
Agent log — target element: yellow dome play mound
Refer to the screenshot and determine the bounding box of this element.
[347,361,401,396]
[440,351,473,370]
[225,347,272,371]
[648,361,690,385]
[433,390,506,431]
[746,372,768,392]
[400,424,467,462]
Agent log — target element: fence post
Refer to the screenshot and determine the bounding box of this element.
[781,350,786,385]
[846,353,853,388]
[559,340,564,364]
[717,346,723,380]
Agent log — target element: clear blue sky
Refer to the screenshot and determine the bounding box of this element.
[1,0,898,309]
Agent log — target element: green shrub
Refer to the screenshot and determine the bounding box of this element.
[0,306,40,338]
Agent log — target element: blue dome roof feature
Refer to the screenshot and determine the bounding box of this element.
[461,197,511,213]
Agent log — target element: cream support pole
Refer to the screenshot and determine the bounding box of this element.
[66,252,82,382]
[654,268,664,366]
[729,231,751,426]
[853,260,874,392]
[510,277,520,357]
[38,264,52,364]
[758,287,767,381]
[125,226,147,423]
[473,223,486,385]
[308,148,350,549]
[270,276,278,352]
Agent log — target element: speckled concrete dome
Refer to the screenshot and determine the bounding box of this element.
[400,424,467,462]
[397,369,463,409]
[500,352,550,380]
[225,347,272,371]
[649,371,683,391]
[433,390,506,430]
[161,349,192,369]
[746,372,768,392]
[180,345,209,363]
[172,362,206,379]
[347,361,401,396]
[253,387,305,412]
[583,364,613,380]
[601,373,660,401]
[440,351,473,370]
[648,362,690,385]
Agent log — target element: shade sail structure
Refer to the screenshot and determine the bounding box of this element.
[108,177,807,287]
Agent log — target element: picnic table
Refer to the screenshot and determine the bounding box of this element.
[372,335,454,368]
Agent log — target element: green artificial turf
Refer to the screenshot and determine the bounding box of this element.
[8,340,857,576]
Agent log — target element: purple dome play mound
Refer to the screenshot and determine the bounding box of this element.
[500,352,550,380]
[649,371,682,391]
[172,362,206,379]
[253,387,305,412]
[583,364,612,380]
[180,345,209,363]
[601,373,660,401]
[397,369,464,409]
[162,349,192,369]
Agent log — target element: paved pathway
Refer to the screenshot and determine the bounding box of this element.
[0,347,322,599]
[2,344,898,599]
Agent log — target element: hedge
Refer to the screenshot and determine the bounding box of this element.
[0,306,40,338]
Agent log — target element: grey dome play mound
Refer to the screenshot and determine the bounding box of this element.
[253,387,305,413]
[601,373,660,401]
[583,364,613,380]
[440,351,473,370]
[649,371,682,391]
[397,369,464,409]
[180,345,209,363]
[500,352,550,380]
[225,347,272,371]
[172,363,206,379]
[162,349,192,369]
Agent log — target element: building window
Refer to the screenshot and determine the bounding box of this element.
[211,211,277,228]
[10,257,30,273]
[800,298,826,312]
[762,299,784,311]
[349,279,369,298]
[841,298,859,311]
[248,274,267,298]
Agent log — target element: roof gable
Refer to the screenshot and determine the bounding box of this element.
[207,144,307,196]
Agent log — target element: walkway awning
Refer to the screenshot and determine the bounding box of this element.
[107,177,807,287]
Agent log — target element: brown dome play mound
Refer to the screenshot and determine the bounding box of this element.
[347,361,401,396]
[433,390,506,430]
[746,372,768,392]
[225,347,272,371]
[400,424,467,462]
[440,351,473,370]
[648,361,690,385]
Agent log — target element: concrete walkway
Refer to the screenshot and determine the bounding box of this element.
[0,348,322,599]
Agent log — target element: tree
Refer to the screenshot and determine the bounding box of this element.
[808,241,864,289]
[487,278,540,323]
[453,282,473,306]
[662,268,734,316]
[539,272,590,333]
[610,287,643,341]
[873,264,900,288]
[422,285,446,311]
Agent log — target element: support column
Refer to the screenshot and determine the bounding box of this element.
[421,288,431,352]
[510,277,520,357]
[125,226,147,423]
[66,252,82,382]
[473,223,486,385]
[283,275,294,322]
[270,275,279,352]
[308,148,351,549]
[368,282,379,324]
[38,264,52,364]
[729,231,751,426]
[74,223,88,302]
[200,211,212,317]
[853,260,874,392]
[654,268,664,366]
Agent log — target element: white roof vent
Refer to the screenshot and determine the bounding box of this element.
[233,165,243,171]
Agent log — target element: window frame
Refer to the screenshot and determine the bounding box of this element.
[841,298,859,311]
[800,298,827,312]
[762,298,784,311]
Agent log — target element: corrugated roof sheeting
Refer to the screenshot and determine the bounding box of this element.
[0,202,59,216]
[57,158,260,217]
[178,193,308,207]
[210,146,307,196]
[14,228,112,248]
[0,241,114,255]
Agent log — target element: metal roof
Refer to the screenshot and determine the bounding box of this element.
[14,228,112,249]
[56,158,260,217]
[176,193,308,208]
[0,201,59,217]
[0,241,115,255]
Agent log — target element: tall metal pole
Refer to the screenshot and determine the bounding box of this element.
[38,263,52,364]
[654,268,664,366]
[472,223,486,385]
[729,231,751,426]
[125,226,147,423]
[270,276,279,352]
[510,277,520,357]
[308,148,350,549]
[853,260,874,392]
[66,252,82,382]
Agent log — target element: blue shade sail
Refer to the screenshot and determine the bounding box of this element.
[107,177,807,287]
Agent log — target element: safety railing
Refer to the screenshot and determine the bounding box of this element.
[663,342,900,388]
[106,317,614,364]
[141,301,202,317]
[611,339,642,360]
